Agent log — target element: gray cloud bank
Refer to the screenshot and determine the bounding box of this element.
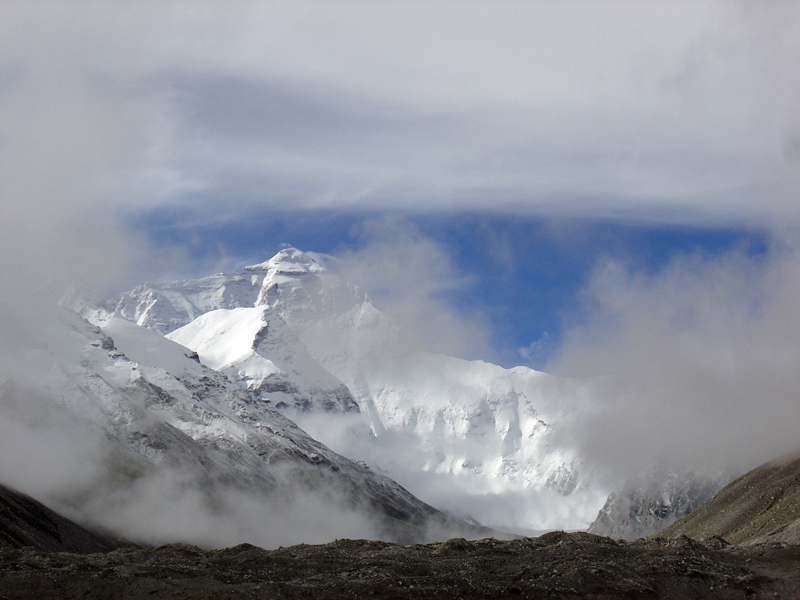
[0,379,380,548]
[3,1,800,225]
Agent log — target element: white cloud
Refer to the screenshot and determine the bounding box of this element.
[3,1,799,225]
[317,215,492,360]
[548,235,800,477]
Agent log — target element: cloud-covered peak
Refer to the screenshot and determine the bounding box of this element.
[246,248,324,275]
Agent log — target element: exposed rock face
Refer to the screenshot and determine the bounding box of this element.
[588,468,729,540]
[658,452,800,545]
[0,483,126,553]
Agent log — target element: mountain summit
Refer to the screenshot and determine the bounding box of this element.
[246,247,324,274]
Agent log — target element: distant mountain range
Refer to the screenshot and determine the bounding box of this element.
[1,248,737,545]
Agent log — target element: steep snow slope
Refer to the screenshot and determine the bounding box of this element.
[112,261,291,335]
[112,249,607,531]
[166,307,357,413]
[102,317,206,379]
[0,307,480,549]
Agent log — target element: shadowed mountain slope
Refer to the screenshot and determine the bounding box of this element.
[588,468,729,540]
[1,307,488,548]
[657,452,800,544]
[0,482,126,553]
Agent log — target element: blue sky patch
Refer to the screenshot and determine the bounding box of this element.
[127,206,768,369]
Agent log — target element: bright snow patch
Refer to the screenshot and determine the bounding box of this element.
[166,307,274,374]
[102,317,206,379]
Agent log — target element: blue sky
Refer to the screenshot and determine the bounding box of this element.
[1,2,796,369]
[131,205,770,368]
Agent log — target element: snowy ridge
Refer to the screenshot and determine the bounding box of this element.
[1,306,481,548]
[166,306,358,413]
[112,248,607,531]
[112,265,271,335]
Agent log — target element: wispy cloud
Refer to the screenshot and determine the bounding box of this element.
[317,215,492,360]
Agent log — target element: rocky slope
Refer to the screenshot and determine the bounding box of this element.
[0,307,484,548]
[588,468,729,540]
[3,532,800,599]
[0,482,127,553]
[657,451,800,545]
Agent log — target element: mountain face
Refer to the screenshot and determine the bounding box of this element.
[0,306,483,549]
[587,468,729,540]
[108,258,359,414]
[164,306,358,413]
[110,248,606,532]
[657,452,800,545]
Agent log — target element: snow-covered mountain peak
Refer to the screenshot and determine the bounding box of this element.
[166,305,360,414]
[255,249,328,309]
[111,265,270,335]
[247,247,323,275]
[110,251,607,531]
[110,248,355,336]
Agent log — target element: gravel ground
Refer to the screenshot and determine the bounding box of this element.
[2,531,800,599]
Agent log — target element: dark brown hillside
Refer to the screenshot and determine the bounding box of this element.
[0,482,127,553]
[657,452,800,544]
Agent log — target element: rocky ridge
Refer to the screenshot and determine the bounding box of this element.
[658,452,800,545]
[588,468,730,540]
[0,306,485,548]
[0,482,127,554]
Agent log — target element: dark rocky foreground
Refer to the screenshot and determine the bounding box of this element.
[2,532,800,599]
